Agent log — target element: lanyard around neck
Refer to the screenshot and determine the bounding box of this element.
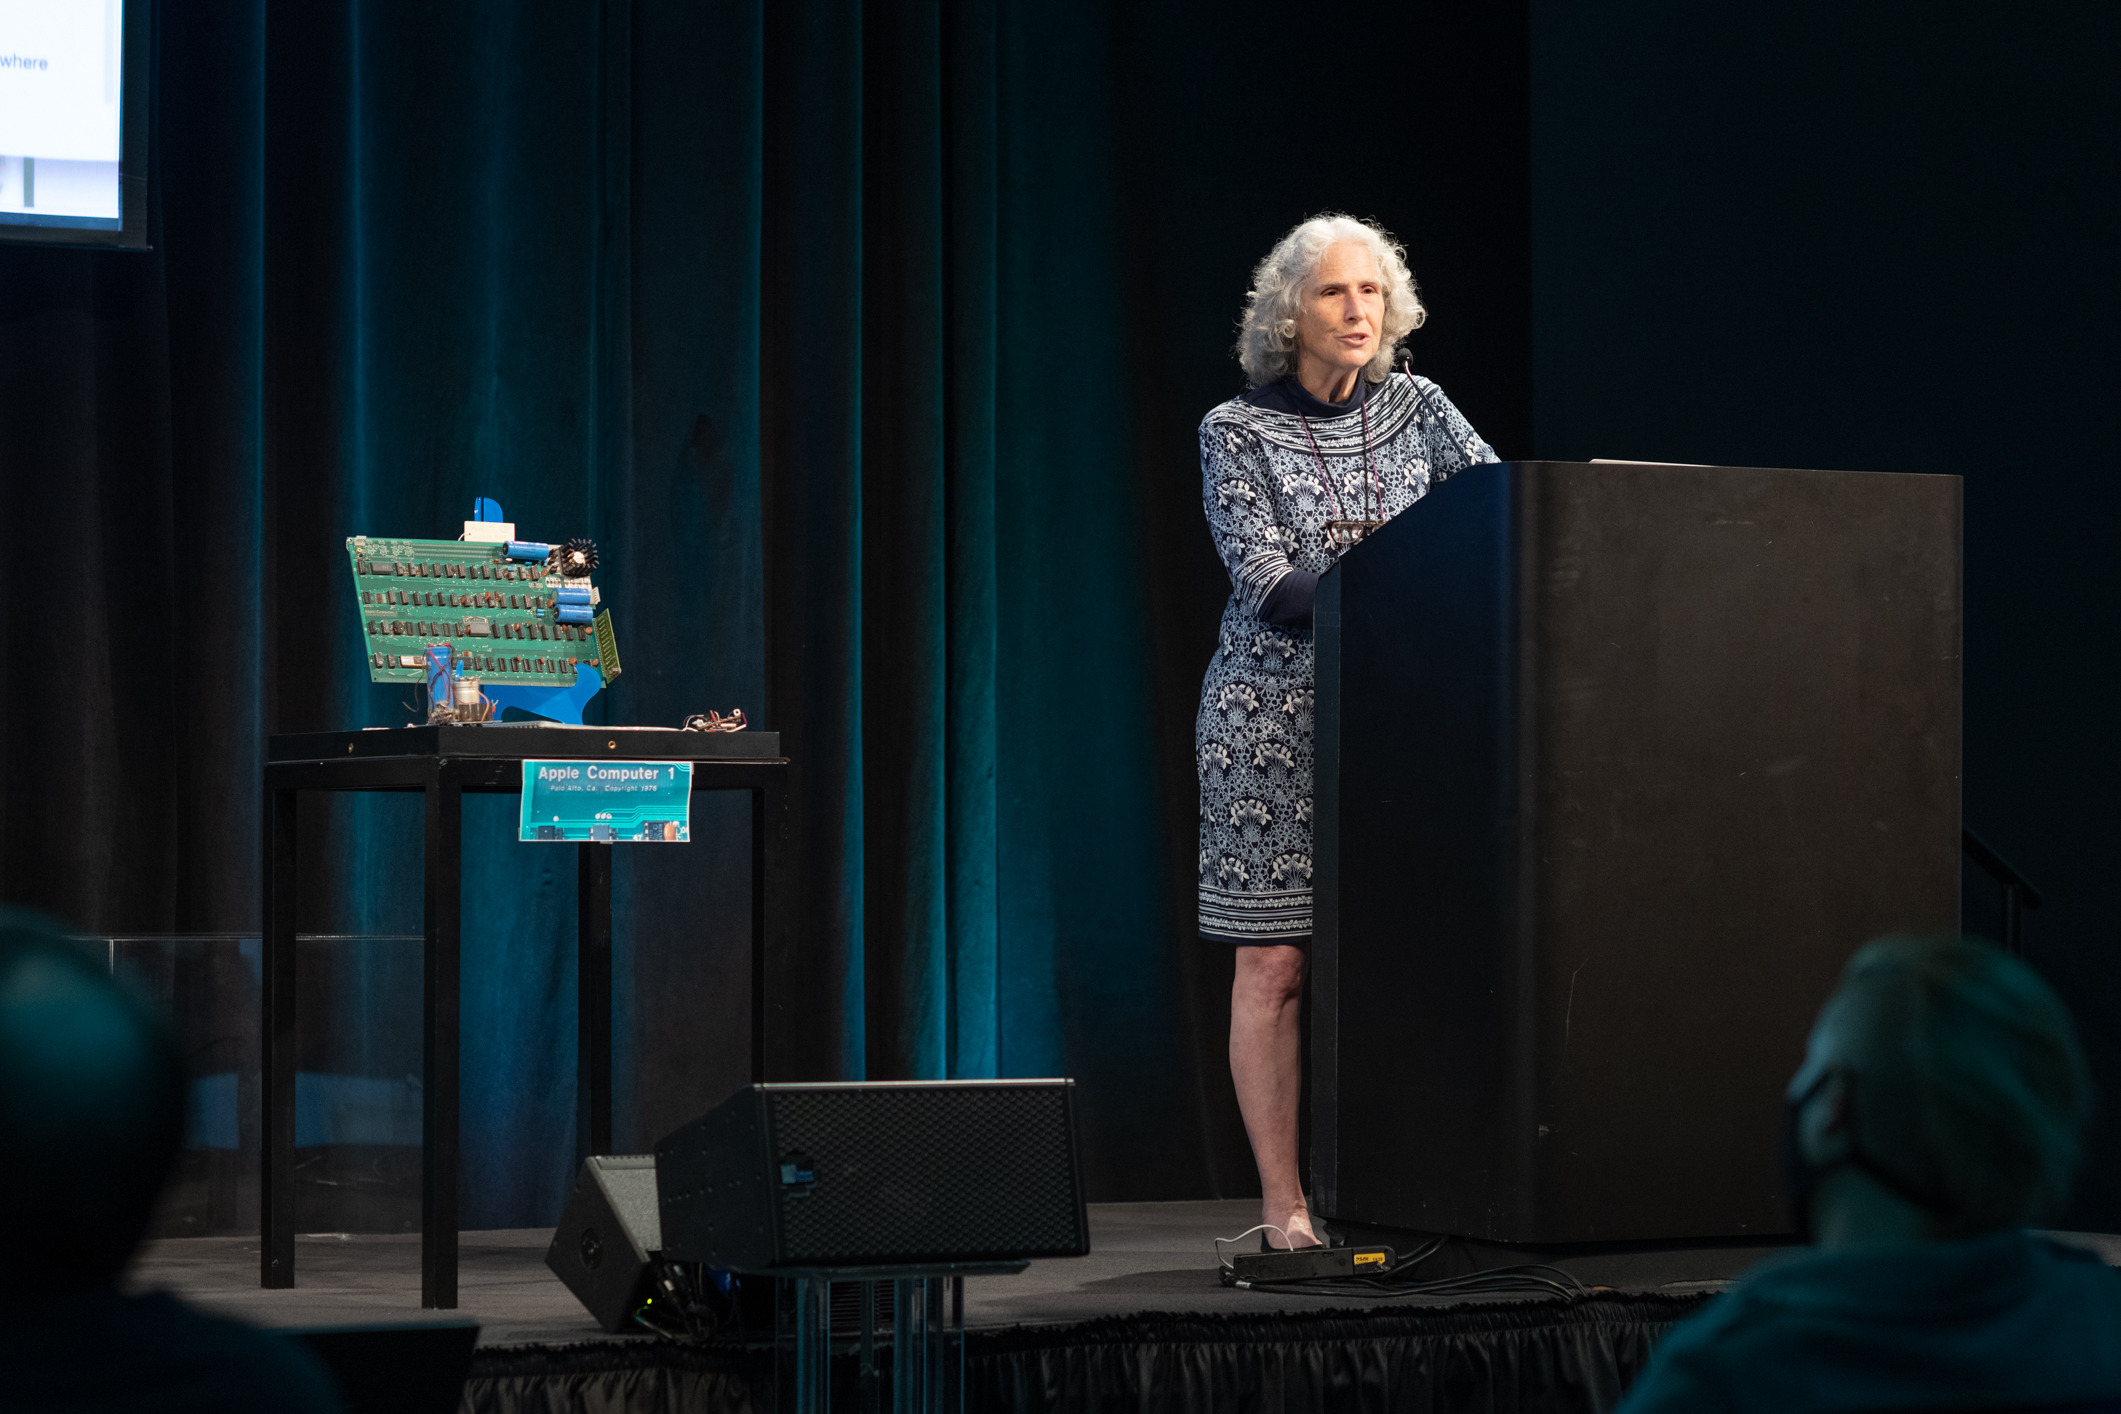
[1294,377,1382,525]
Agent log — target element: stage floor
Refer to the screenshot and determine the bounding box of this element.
[124,1199,1795,1346]
[121,1203,2121,1414]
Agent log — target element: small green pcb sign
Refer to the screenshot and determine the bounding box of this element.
[520,760,692,842]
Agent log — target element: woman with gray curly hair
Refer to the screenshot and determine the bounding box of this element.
[1198,213,1497,1249]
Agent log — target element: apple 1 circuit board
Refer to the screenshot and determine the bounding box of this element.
[346,535,621,687]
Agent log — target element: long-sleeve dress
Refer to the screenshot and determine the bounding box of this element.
[1196,371,1498,942]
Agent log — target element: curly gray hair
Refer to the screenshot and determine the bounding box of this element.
[1235,214,1426,388]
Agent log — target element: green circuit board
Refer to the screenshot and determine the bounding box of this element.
[346,535,621,687]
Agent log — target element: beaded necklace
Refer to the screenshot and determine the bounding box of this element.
[1294,373,1384,551]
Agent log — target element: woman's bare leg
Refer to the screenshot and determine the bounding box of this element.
[1230,943,1318,1248]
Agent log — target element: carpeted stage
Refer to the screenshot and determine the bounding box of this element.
[129,1200,2121,1411]
[123,1199,1794,1412]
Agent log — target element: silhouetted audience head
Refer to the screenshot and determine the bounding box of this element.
[0,912,187,1292]
[1620,935,2121,1414]
[1786,933,2093,1242]
[0,911,343,1411]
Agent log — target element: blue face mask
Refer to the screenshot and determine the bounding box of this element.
[1780,1067,1956,1241]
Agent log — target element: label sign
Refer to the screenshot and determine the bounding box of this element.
[519,760,692,842]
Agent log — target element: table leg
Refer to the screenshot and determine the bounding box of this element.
[795,1275,831,1414]
[422,764,463,1309]
[750,789,768,1084]
[859,1280,880,1414]
[260,784,298,1289]
[752,776,791,1083]
[948,1276,964,1413]
[577,841,613,1161]
[892,1277,925,1413]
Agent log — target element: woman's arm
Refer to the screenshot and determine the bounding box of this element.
[1258,571,1317,627]
[1201,418,1309,624]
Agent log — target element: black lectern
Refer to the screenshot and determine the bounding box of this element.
[1312,460,1960,1244]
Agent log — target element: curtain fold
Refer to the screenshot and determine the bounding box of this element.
[766,0,1011,1090]
[986,1,1194,1193]
[161,0,268,935]
[861,0,951,1083]
[0,0,271,929]
[763,0,869,1084]
[940,0,1001,1082]
[766,3,1210,1202]
[614,0,768,1163]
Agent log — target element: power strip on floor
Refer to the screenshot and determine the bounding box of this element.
[1225,1246,1397,1286]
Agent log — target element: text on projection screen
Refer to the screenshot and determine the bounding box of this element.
[0,1,123,225]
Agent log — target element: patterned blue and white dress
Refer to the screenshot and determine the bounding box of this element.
[1196,371,1498,942]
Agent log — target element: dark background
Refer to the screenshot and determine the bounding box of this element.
[1530,1,2121,1228]
[1,1,2114,1228]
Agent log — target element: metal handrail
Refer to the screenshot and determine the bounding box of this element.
[1962,827,2045,956]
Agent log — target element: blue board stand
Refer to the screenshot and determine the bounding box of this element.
[488,663,604,725]
[465,497,607,724]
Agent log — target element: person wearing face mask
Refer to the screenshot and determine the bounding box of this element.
[1196,213,1498,1250]
[1618,935,2121,1414]
[0,915,342,1412]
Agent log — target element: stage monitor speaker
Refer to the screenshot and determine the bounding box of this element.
[657,1080,1089,1271]
[546,1154,661,1332]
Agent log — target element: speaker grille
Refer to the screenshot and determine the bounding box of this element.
[767,1085,1081,1263]
[594,1155,662,1258]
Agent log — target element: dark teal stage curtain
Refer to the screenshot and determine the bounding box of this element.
[772,0,1533,1198]
[758,0,1207,1188]
[0,0,1530,1221]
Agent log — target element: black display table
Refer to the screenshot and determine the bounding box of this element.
[261,724,791,1308]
